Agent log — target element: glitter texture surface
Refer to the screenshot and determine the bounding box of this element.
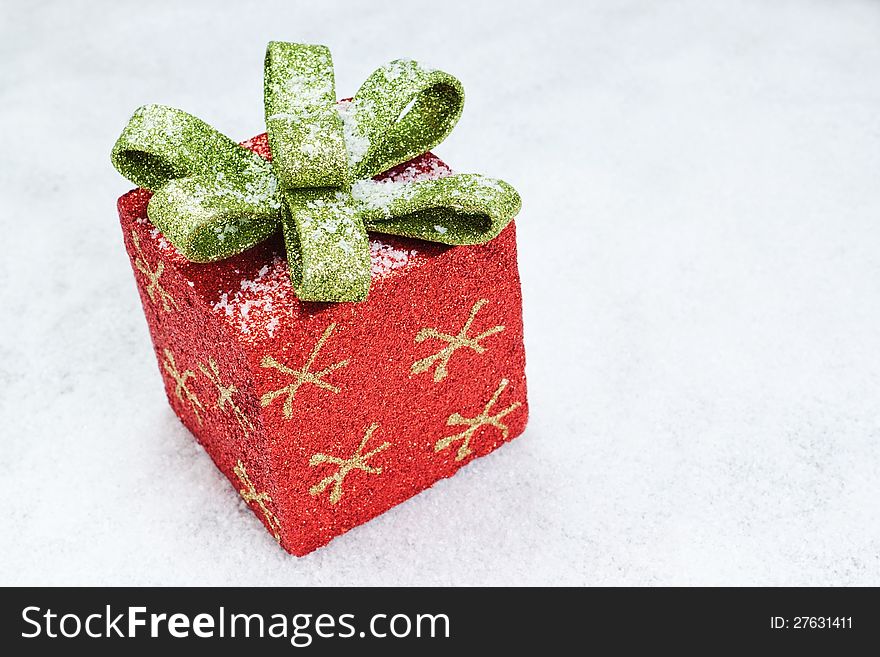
[116,137,527,555]
[111,42,522,302]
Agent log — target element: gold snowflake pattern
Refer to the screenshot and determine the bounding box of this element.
[131,230,178,312]
[198,357,255,438]
[411,298,504,382]
[260,323,349,419]
[435,378,522,462]
[233,460,281,542]
[162,348,204,423]
[309,423,390,505]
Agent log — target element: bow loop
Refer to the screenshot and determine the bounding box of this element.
[347,60,465,179]
[149,172,282,262]
[112,104,271,190]
[264,43,349,190]
[356,174,521,245]
[111,104,283,261]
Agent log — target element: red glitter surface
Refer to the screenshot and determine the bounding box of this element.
[117,135,528,556]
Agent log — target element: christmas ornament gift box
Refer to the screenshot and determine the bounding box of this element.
[112,42,528,556]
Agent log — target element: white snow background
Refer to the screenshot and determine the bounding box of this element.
[1,0,879,585]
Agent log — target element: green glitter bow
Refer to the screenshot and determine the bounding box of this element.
[111,42,521,302]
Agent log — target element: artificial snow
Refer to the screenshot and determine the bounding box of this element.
[210,255,291,337]
[369,240,419,278]
[2,0,880,586]
[337,100,371,167]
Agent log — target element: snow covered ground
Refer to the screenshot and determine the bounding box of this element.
[2,0,879,585]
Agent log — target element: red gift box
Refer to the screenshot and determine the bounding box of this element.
[117,133,528,556]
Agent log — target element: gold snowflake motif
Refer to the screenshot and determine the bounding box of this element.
[162,348,204,423]
[309,423,391,505]
[411,298,505,382]
[435,378,522,462]
[260,323,349,419]
[131,230,178,312]
[198,357,255,438]
[233,460,282,542]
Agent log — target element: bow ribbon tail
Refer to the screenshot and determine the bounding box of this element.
[282,190,372,302]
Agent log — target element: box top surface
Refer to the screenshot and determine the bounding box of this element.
[117,134,469,342]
